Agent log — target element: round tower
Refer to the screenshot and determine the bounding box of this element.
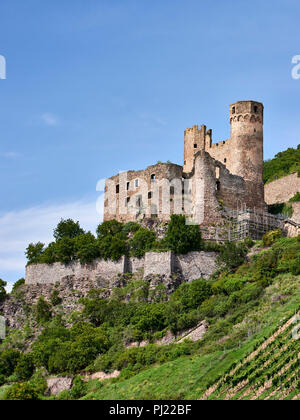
[229,100,264,183]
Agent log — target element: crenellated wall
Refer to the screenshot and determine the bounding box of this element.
[25,251,218,286]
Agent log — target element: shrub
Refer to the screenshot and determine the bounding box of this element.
[0,349,21,377]
[35,297,52,324]
[15,354,35,381]
[262,229,282,247]
[50,289,62,306]
[0,278,7,302]
[217,241,247,270]
[53,218,85,241]
[129,228,156,258]
[11,278,25,294]
[171,279,212,311]
[164,215,203,254]
[3,382,39,400]
[289,192,300,202]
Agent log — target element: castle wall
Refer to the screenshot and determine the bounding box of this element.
[25,251,218,285]
[104,163,183,223]
[264,173,300,205]
[25,257,127,285]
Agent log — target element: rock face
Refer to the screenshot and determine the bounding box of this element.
[46,377,73,396]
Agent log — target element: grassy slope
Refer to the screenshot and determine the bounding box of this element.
[82,273,300,400]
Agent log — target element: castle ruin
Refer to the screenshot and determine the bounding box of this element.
[104,100,269,231]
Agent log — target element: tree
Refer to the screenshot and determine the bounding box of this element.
[25,242,44,265]
[55,237,75,264]
[74,232,100,264]
[96,220,124,238]
[129,228,156,258]
[53,219,85,242]
[0,279,6,302]
[164,215,203,254]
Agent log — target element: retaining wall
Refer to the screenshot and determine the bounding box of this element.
[25,251,217,285]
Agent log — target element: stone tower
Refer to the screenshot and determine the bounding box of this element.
[229,100,264,183]
[183,125,212,173]
[229,100,266,210]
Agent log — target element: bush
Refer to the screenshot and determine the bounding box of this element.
[0,278,7,302]
[11,278,25,294]
[129,228,156,258]
[35,297,52,324]
[289,192,300,202]
[15,354,35,381]
[262,229,282,247]
[164,215,203,254]
[3,382,39,400]
[171,279,212,311]
[0,349,21,377]
[217,242,247,270]
[50,289,62,306]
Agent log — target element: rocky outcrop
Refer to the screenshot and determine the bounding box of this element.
[46,377,73,396]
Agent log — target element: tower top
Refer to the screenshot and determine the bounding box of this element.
[230,100,264,122]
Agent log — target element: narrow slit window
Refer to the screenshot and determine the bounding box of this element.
[116,184,120,194]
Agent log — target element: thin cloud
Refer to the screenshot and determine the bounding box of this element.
[41,112,60,126]
[0,152,20,159]
[0,196,104,289]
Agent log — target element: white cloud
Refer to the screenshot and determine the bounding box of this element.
[41,112,60,126]
[0,196,104,290]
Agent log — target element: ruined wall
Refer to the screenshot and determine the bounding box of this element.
[183,125,212,173]
[264,173,300,205]
[104,163,183,223]
[26,257,127,286]
[188,150,260,225]
[25,251,218,285]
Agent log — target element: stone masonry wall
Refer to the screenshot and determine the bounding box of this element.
[25,251,218,286]
[264,173,300,205]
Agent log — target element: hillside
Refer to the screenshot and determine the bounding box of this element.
[0,223,299,400]
[263,145,300,184]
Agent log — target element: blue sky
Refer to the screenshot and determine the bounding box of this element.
[0,0,300,289]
